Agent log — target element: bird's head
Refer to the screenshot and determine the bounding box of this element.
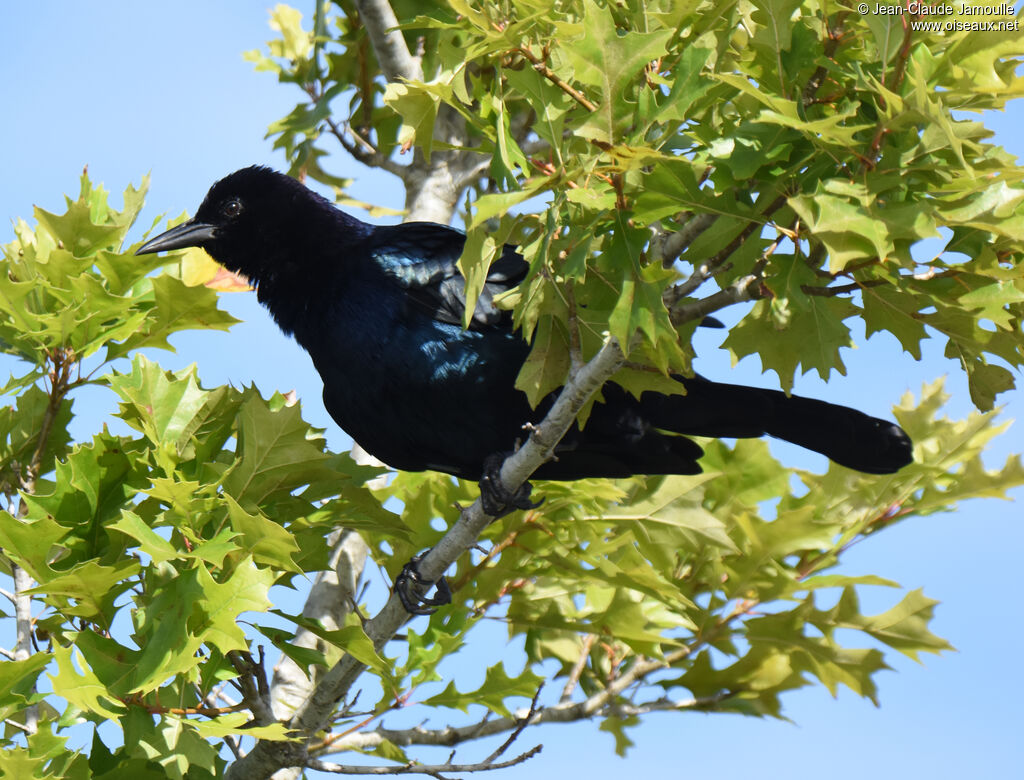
[135,166,346,285]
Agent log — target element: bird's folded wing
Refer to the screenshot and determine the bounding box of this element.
[367,221,528,330]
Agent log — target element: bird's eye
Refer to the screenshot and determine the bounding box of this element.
[222,199,244,218]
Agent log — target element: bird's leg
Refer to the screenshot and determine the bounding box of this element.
[393,552,452,615]
[478,453,544,519]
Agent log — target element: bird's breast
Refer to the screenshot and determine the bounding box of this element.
[299,289,532,476]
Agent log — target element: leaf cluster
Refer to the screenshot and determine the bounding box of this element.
[0,174,392,777]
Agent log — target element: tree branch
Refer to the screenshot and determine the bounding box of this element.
[7,347,76,737]
[11,568,36,733]
[352,0,422,83]
[801,279,887,296]
[559,634,597,703]
[670,273,765,326]
[511,47,597,112]
[339,687,731,753]
[802,12,849,107]
[227,650,275,727]
[650,213,718,269]
[314,95,410,181]
[307,744,542,776]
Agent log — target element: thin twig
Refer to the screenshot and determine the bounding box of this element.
[663,195,786,310]
[511,47,597,112]
[307,745,542,775]
[802,12,850,107]
[565,281,584,373]
[560,634,597,703]
[482,686,543,765]
[336,643,719,755]
[192,683,243,760]
[801,279,887,296]
[605,691,737,717]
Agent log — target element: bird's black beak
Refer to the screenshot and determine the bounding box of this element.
[135,219,218,255]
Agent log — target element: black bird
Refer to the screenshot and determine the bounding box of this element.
[137,167,913,608]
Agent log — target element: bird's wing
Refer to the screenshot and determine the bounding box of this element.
[367,221,528,329]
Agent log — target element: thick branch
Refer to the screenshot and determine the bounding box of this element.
[670,273,764,326]
[352,0,422,83]
[11,564,36,733]
[227,650,275,727]
[651,213,718,269]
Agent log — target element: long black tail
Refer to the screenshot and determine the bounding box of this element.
[641,375,913,474]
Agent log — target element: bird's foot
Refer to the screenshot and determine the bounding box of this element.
[478,453,544,519]
[393,552,452,615]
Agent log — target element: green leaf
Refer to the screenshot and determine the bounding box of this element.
[599,714,638,756]
[600,474,739,553]
[108,510,181,565]
[252,624,328,674]
[723,255,856,392]
[861,283,929,360]
[0,654,51,709]
[0,384,73,491]
[422,662,544,718]
[0,511,69,584]
[23,430,149,565]
[185,714,293,742]
[49,645,125,720]
[745,604,890,703]
[27,558,139,623]
[191,559,274,654]
[383,81,443,159]
[826,587,954,661]
[109,356,224,462]
[559,0,672,142]
[224,494,302,572]
[267,610,392,677]
[457,225,501,329]
[105,274,239,360]
[129,568,207,693]
[33,202,123,258]
[222,387,337,506]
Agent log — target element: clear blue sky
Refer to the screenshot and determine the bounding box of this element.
[1,2,1021,777]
